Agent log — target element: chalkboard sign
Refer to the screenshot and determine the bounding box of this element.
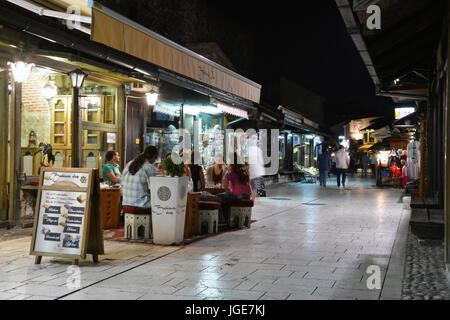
[30,168,104,265]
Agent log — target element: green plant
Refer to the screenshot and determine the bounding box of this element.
[162,157,185,177]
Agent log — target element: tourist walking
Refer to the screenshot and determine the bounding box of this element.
[318,150,331,188]
[335,145,350,188]
[361,153,369,177]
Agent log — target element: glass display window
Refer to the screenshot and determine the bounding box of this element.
[81,80,118,125]
[82,131,119,171]
[21,67,73,172]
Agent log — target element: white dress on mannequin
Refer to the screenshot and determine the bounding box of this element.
[406,140,420,180]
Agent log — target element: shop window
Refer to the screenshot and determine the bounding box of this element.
[21,67,73,173]
[81,80,117,125]
[82,131,118,171]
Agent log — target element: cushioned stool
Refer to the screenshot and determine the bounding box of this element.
[228,199,254,229]
[198,201,220,235]
[123,206,152,241]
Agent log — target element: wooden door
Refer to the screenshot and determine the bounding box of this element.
[126,100,145,164]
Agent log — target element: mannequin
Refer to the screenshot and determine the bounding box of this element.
[407,138,420,180]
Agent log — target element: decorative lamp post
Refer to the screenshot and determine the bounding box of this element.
[69,69,87,168]
[69,69,87,89]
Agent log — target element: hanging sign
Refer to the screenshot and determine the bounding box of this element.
[30,168,104,265]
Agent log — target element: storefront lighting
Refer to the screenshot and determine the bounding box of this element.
[8,61,34,83]
[69,69,87,89]
[146,91,159,106]
[42,79,57,101]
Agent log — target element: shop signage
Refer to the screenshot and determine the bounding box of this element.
[30,168,104,265]
[395,107,415,120]
[150,176,189,245]
[107,132,117,144]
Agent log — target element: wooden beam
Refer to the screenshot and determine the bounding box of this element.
[372,26,440,69]
[367,3,442,57]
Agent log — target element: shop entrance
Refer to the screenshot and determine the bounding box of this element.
[126,99,145,164]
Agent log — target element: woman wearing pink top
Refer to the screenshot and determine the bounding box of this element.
[216,154,252,221]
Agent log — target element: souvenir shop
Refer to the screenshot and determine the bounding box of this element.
[146,79,255,168]
[375,138,420,187]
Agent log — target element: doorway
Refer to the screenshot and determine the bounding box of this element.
[126,99,145,164]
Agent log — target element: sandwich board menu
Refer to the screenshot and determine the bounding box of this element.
[30,168,104,265]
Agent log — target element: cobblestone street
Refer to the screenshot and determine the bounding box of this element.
[402,233,450,300]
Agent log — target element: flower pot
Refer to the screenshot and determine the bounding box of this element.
[150,176,189,245]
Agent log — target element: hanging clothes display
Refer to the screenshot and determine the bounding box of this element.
[406,140,420,180]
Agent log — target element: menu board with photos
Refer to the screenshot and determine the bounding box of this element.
[30,168,103,264]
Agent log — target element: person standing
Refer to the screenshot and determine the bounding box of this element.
[103,150,121,186]
[370,153,377,177]
[335,146,349,188]
[189,151,205,192]
[318,150,331,188]
[248,138,266,201]
[361,153,369,177]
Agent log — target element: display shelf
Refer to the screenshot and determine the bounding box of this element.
[50,96,72,147]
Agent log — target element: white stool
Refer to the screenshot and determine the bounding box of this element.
[229,206,252,229]
[198,210,218,234]
[125,213,152,240]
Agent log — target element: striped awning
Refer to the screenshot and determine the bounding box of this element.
[217,103,249,119]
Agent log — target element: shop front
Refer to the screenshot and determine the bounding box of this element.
[0,43,156,224]
[277,106,326,182]
[0,1,262,227]
[372,138,410,187]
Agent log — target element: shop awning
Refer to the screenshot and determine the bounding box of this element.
[358,144,375,150]
[217,103,249,120]
[89,2,261,104]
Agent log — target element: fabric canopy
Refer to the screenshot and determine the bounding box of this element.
[91,4,261,104]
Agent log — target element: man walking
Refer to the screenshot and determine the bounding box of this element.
[335,145,349,188]
[318,150,331,188]
[361,153,369,177]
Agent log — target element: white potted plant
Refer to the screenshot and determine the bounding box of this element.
[150,157,188,245]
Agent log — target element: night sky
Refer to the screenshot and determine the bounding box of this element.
[99,0,397,123]
[207,1,396,121]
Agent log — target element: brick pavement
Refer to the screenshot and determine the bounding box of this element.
[0,177,412,300]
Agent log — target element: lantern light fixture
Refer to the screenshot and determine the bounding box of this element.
[42,77,57,101]
[69,69,87,89]
[146,90,159,106]
[8,61,34,83]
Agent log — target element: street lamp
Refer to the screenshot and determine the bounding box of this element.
[69,69,87,89]
[8,61,34,83]
[146,90,159,106]
[68,69,86,168]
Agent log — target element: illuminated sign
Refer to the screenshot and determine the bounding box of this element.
[395,107,415,120]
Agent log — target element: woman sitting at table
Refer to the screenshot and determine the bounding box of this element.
[217,153,252,220]
[206,154,227,187]
[189,151,205,192]
[122,146,159,212]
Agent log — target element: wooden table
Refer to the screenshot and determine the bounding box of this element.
[204,188,225,195]
[100,188,121,229]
